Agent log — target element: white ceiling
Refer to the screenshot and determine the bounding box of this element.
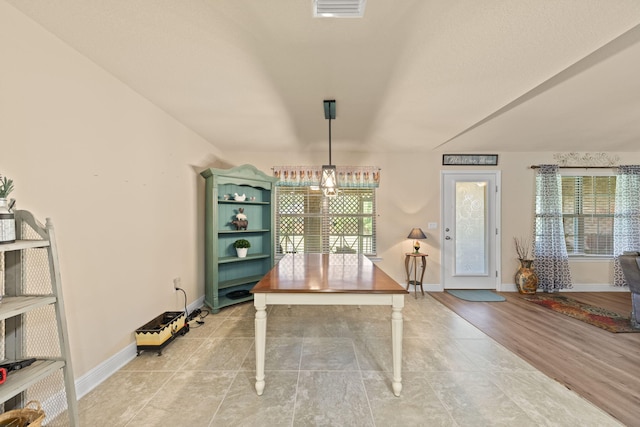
[7,0,640,153]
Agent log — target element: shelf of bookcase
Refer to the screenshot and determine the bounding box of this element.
[218,275,264,290]
[218,229,269,234]
[218,254,270,264]
[218,200,270,205]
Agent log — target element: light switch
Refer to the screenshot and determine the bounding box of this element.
[428,222,438,229]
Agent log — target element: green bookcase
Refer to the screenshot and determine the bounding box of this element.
[200,164,278,313]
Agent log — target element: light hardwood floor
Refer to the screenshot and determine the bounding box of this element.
[429,291,640,427]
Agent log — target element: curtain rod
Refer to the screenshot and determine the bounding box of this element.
[529,165,618,169]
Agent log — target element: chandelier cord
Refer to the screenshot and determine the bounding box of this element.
[328,116,332,165]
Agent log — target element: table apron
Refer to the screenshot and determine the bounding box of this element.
[253,292,405,307]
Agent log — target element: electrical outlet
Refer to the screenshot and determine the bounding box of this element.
[173,277,181,291]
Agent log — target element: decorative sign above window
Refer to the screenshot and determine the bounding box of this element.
[442,154,498,166]
[272,165,380,188]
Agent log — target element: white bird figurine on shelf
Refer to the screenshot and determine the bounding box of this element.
[234,193,246,201]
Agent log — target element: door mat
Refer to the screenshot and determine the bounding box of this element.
[522,294,640,333]
[446,290,506,302]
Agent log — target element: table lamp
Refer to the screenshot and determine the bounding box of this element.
[407,228,427,254]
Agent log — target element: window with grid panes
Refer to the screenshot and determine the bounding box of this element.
[275,187,376,255]
[561,174,616,256]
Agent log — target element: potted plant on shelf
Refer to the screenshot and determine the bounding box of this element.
[0,175,16,244]
[233,239,251,258]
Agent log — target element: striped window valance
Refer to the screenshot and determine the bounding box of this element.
[272,166,380,188]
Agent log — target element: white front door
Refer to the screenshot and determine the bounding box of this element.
[441,171,501,289]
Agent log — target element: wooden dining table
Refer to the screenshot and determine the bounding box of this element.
[251,253,408,396]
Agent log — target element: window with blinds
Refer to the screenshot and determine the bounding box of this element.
[275,187,376,255]
[561,175,616,256]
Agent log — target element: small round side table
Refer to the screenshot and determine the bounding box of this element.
[405,252,427,298]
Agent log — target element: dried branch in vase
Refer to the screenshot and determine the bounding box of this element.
[514,237,533,260]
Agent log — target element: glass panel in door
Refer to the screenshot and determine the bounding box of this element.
[455,181,487,275]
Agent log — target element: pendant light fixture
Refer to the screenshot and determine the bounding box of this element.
[321,99,338,197]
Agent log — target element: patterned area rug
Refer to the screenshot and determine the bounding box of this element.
[523,294,640,333]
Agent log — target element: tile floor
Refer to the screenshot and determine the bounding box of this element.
[73,295,622,426]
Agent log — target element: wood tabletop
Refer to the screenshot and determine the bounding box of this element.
[252,253,407,294]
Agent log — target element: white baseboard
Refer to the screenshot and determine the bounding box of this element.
[75,338,137,398]
[75,295,205,399]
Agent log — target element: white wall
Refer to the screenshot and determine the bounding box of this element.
[0,2,224,379]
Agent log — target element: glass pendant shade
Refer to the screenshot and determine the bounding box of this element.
[321,165,337,197]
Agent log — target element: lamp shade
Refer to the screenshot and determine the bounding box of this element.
[407,228,427,240]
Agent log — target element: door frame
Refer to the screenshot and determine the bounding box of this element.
[439,170,502,291]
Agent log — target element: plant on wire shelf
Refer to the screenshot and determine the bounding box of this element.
[233,239,251,249]
[0,175,14,199]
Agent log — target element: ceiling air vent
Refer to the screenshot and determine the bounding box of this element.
[313,0,367,18]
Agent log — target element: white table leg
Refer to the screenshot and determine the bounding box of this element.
[254,294,267,395]
[391,294,404,396]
